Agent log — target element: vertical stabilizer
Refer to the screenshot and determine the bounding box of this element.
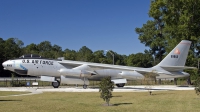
[155,40,191,67]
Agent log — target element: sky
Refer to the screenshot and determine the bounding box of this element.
[0,0,151,55]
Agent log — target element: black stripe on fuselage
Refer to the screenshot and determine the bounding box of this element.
[14,69,28,75]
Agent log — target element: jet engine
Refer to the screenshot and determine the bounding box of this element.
[119,71,144,79]
[59,69,95,78]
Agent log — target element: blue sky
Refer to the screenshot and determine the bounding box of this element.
[0,0,151,55]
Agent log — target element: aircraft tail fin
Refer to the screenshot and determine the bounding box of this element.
[155,40,191,67]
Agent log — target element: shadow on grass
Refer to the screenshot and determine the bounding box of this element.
[102,103,132,106]
[112,95,122,97]
[121,87,173,91]
[151,92,175,96]
[0,100,22,102]
[113,103,133,106]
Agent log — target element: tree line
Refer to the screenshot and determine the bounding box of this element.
[1,0,200,79]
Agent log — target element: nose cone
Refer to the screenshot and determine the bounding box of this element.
[2,61,7,68]
[2,60,12,70]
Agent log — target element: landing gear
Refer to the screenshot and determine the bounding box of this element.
[158,79,161,84]
[174,78,177,85]
[116,83,125,87]
[187,77,191,85]
[83,84,87,89]
[83,77,87,89]
[52,80,60,88]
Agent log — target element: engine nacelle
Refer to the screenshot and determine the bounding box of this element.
[59,69,93,78]
[61,75,89,85]
[119,71,144,79]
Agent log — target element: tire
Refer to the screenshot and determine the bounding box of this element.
[116,83,125,87]
[52,80,60,88]
[83,84,87,89]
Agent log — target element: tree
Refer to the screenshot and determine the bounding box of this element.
[137,0,200,81]
[77,46,94,62]
[0,38,5,76]
[51,44,63,59]
[135,0,167,63]
[105,50,115,65]
[23,43,39,54]
[0,38,5,58]
[99,76,114,106]
[0,38,24,77]
[127,51,153,68]
[194,77,200,95]
[37,41,53,58]
[114,53,127,65]
[3,38,24,59]
[63,49,77,60]
[135,20,166,62]
[93,50,106,63]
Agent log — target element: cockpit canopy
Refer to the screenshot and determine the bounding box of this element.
[19,54,42,59]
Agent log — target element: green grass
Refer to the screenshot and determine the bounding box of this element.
[0,91,30,96]
[0,90,200,112]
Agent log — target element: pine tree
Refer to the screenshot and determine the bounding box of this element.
[99,76,114,106]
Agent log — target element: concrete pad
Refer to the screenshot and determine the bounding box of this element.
[0,87,43,97]
[0,85,195,93]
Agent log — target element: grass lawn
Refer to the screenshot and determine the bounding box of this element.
[0,90,200,112]
[0,91,30,96]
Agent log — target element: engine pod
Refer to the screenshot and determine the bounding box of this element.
[59,69,93,78]
[119,71,144,79]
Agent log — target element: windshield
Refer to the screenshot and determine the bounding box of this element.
[19,54,42,58]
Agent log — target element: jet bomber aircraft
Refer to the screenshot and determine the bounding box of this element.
[2,40,195,88]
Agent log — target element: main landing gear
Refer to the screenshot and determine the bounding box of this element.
[83,77,88,89]
[83,84,87,89]
[52,80,60,88]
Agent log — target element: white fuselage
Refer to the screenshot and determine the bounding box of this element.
[3,58,189,80]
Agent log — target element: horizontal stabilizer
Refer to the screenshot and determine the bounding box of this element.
[160,66,197,71]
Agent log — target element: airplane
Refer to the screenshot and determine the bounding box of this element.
[2,40,196,89]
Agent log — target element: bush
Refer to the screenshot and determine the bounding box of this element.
[99,76,114,106]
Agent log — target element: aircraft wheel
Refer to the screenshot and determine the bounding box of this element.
[52,80,60,88]
[83,84,87,89]
[116,83,125,87]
